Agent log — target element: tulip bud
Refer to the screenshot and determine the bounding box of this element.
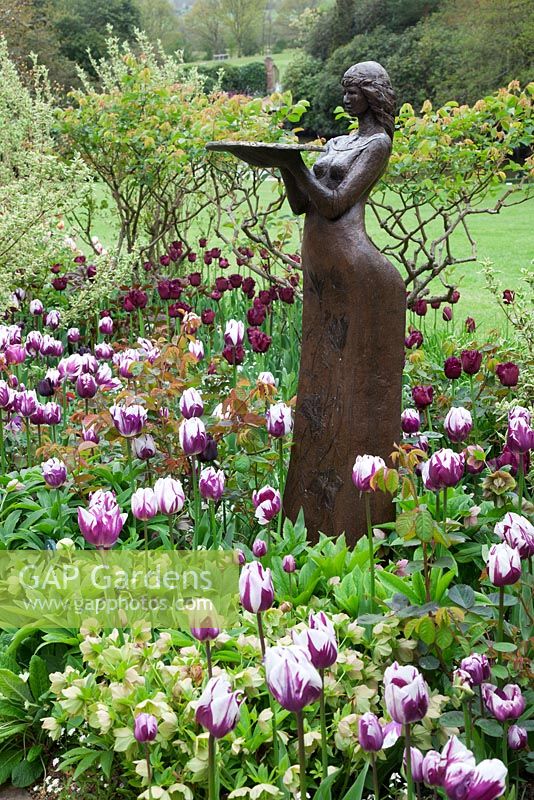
[351,454,385,492]
[494,512,534,559]
[252,538,267,558]
[459,653,491,686]
[487,542,522,586]
[461,350,483,375]
[42,458,67,488]
[426,448,464,489]
[239,561,274,613]
[134,713,157,743]
[132,434,157,461]
[110,403,147,438]
[496,362,519,388]
[401,408,420,434]
[199,466,225,502]
[404,747,424,782]
[154,476,185,515]
[29,299,44,316]
[507,416,534,454]
[282,554,296,573]
[252,486,281,525]
[293,611,337,669]
[383,662,429,724]
[76,373,98,399]
[189,340,204,361]
[444,407,473,443]
[224,319,244,347]
[266,402,293,437]
[82,424,100,444]
[195,675,243,738]
[180,388,204,419]
[507,724,527,750]
[444,356,462,380]
[358,712,384,752]
[131,487,157,521]
[412,384,433,409]
[265,645,322,712]
[77,490,127,549]
[191,625,220,641]
[179,417,207,456]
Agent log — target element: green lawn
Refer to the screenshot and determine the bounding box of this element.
[75,180,532,333]
[190,48,298,82]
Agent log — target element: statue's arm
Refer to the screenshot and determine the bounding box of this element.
[280,167,310,215]
[290,138,390,220]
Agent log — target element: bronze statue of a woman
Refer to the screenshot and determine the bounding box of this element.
[208,61,406,545]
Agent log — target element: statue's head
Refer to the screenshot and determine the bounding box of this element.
[342,61,396,139]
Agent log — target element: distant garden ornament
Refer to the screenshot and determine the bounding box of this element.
[208,61,405,544]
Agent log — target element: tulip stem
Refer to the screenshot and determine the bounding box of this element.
[144,743,153,800]
[256,612,266,658]
[404,724,414,800]
[191,456,200,530]
[502,722,508,771]
[56,489,63,535]
[26,420,32,468]
[425,408,432,433]
[371,753,380,800]
[295,711,307,800]
[277,438,284,542]
[422,542,431,603]
[463,701,472,750]
[209,500,217,548]
[469,376,478,440]
[497,585,505,648]
[206,639,213,679]
[168,514,175,548]
[0,409,5,474]
[364,494,376,611]
[208,733,218,800]
[126,438,135,496]
[320,669,328,779]
[442,489,448,539]
[517,455,524,513]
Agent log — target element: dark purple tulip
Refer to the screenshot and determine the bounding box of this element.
[502,289,515,305]
[37,378,55,398]
[442,306,452,322]
[358,712,384,752]
[496,362,519,388]
[187,252,197,263]
[188,272,201,287]
[465,317,476,333]
[229,273,243,288]
[201,308,216,326]
[222,344,245,365]
[247,305,266,326]
[198,434,218,463]
[444,356,462,380]
[215,277,230,292]
[430,299,441,310]
[279,286,295,304]
[414,298,428,316]
[461,350,483,375]
[241,277,255,297]
[134,713,158,743]
[405,330,423,349]
[247,328,272,353]
[412,385,433,409]
[199,237,207,247]
[86,264,97,278]
[51,276,68,291]
[451,289,461,304]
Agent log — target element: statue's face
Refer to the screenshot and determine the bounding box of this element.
[342,82,369,116]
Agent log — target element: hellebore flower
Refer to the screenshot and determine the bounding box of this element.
[239,560,274,613]
[351,454,385,492]
[224,319,244,347]
[132,434,156,461]
[483,683,526,722]
[199,467,225,502]
[358,712,384,752]
[154,476,185,515]
[486,542,522,586]
[496,362,519,387]
[383,662,429,724]
[131,487,158,521]
[494,512,534,559]
[412,384,433,409]
[506,415,534,453]
[464,444,486,474]
[444,407,473,443]
[460,653,491,686]
[42,458,67,488]
[461,350,483,375]
[426,448,465,489]
[266,402,293,437]
[77,490,127,549]
[444,356,462,380]
[134,713,158,743]
[195,675,243,738]
[252,485,281,525]
[283,554,296,573]
[507,724,527,750]
[110,403,147,438]
[180,388,204,419]
[401,408,420,434]
[265,645,322,712]
[293,611,338,669]
[179,417,207,456]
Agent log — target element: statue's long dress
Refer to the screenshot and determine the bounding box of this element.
[283,134,406,544]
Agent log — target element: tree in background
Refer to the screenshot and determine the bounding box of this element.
[53,0,141,75]
[183,0,228,58]
[135,0,186,54]
[219,0,266,56]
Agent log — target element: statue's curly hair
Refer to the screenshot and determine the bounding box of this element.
[342,61,396,140]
